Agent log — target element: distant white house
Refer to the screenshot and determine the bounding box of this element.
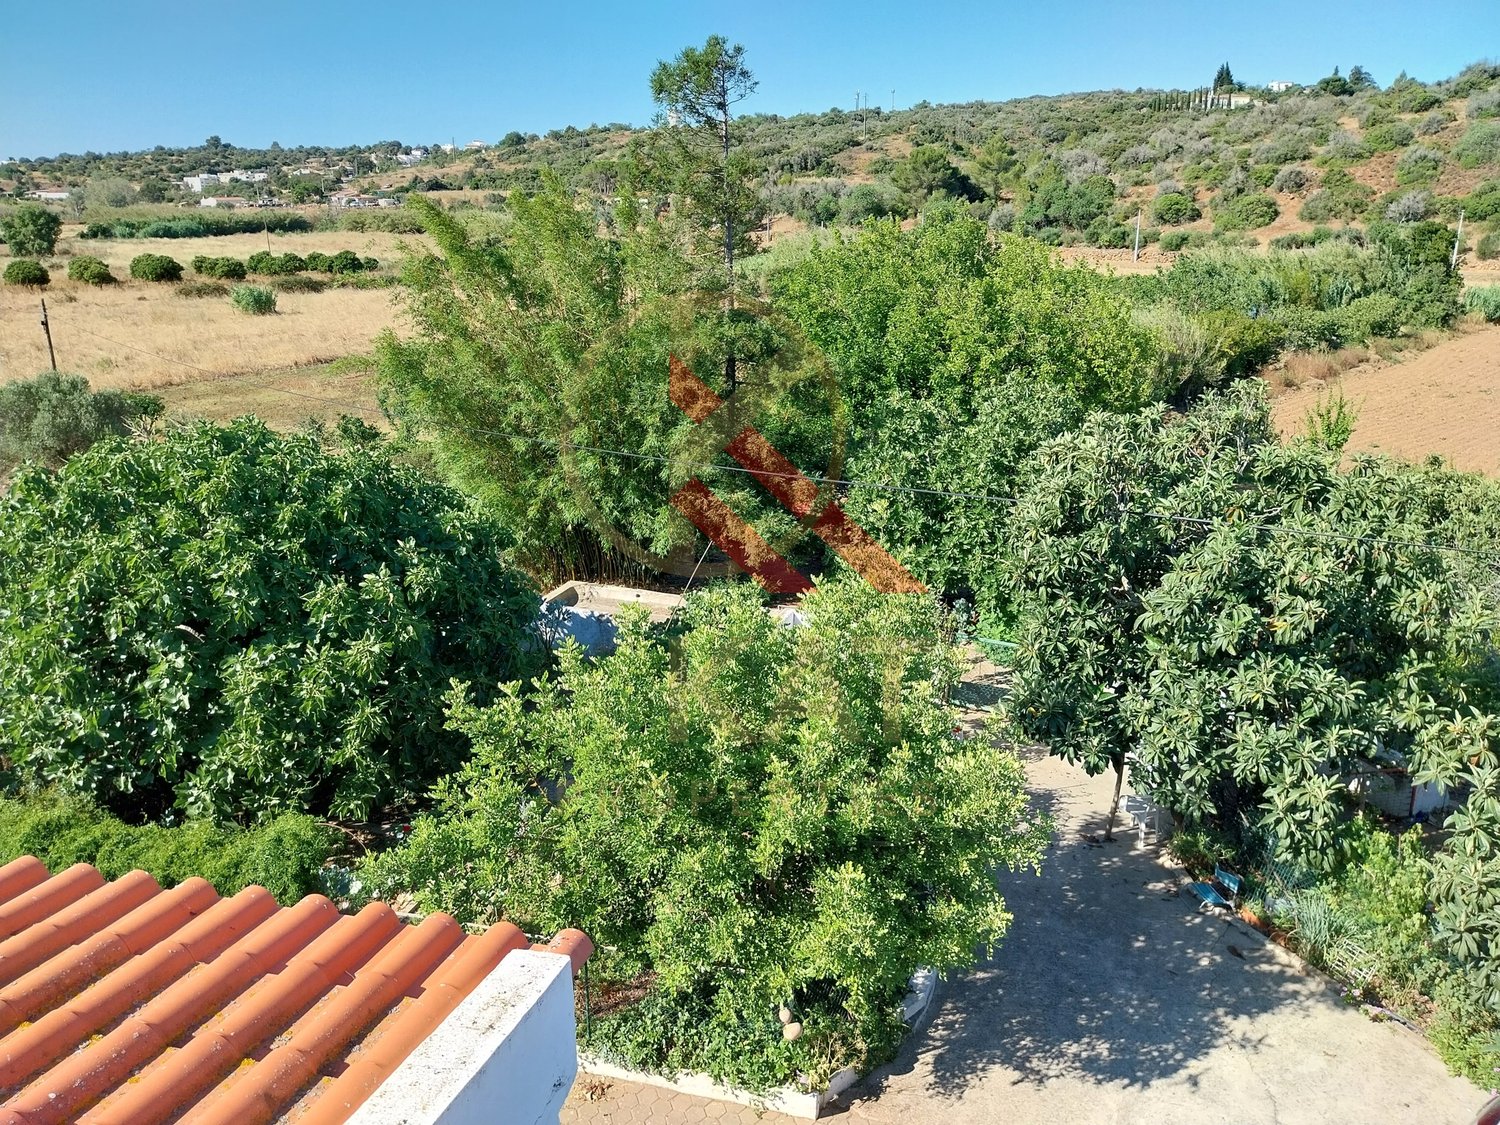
[464,139,489,150]
[24,188,70,201]
[183,170,268,193]
[1267,80,1297,93]
[199,196,240,208]
[396,148,428,167]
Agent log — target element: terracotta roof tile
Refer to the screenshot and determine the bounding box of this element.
[0,857,589,1124]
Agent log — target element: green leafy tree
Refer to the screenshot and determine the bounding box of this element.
[0,204,63,256]
[1214,62,1234,92]
[891,146,974,209]
[0,419,542,822]
[972,134,1019,201]
[360,579,1049,1089]
[1007,382,1500,856]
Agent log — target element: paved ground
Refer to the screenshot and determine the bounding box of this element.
[563,743,1485,1125]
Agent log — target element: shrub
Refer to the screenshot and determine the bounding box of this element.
[193,255,247,280]
[1386,190,1433,223]
[268,273,327,293]
[176,280,229,298]
[303,251,332,271]
[229,284,277,314]
[1467,91,1500,120]
[0,204,62,256]
[0,791,333,903]
[129,253,183,282]
[1466,181,1500,220]
[247,250,307,276]
[1213,192,1279,231]
[1364,121,1416,152]
[1465,286,1500,322]
[328,249,365,274]
[1478,231,1500,260]
[1417,110,1452,136]
[0,371,162,473]
[1322,130,1370,161]
[2,260,49,287]
[1455,122,1500,168]
[359,580,1050,1090]
[1395,146,1445,185]
[0,419,543,822]
[361,256,379,271]
[1396,86,1443,114]
[1158,230,1190,251]
[67,255,115,285]
[1272,165,1311,194]
[1153,191,1200,225]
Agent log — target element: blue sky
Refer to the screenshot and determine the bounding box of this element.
[4,1,1497,158]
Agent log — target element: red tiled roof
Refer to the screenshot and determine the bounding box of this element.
[0,856,590,1124]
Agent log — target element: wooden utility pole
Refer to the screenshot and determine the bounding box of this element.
[39,299,56,371]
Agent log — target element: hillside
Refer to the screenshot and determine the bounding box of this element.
[5,61,1500,256]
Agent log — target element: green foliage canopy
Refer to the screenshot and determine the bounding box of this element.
[0,419,542,822]
[361,580,1049,1088]
[0,204,62,256]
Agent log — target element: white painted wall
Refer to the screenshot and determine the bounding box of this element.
[347,949,579,1125]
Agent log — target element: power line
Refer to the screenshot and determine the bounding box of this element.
[55,321,1500,569]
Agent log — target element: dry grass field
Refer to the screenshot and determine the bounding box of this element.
[1271,322,1500,474]
[0,227,422,391]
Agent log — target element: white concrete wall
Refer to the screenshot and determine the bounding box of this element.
[347,949,579,1125]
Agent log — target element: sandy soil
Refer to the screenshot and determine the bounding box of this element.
[1271,323,1500,474]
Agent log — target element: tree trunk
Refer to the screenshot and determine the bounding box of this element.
[1104,754,1125,842]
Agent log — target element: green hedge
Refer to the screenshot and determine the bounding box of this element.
[0,792,334,902]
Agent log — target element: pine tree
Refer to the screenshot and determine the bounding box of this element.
[1213,62,1234,92]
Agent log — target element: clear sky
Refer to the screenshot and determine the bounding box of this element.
[4,1,1498,158]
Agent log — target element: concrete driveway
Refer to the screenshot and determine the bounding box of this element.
[565,744,1484,1125]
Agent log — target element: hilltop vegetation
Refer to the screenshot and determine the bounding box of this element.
[5,61,1500,255]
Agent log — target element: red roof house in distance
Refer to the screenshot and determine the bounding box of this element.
[0,855,591,1124]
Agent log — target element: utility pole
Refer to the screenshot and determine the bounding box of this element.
[39,299,56,371]
[1132,210,1143,262]
[1452,209,1465,269]
[891,88,896,113]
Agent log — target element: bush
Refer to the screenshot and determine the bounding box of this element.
[229,284,277,314]
[1465,285,1500,322]
[193,255,247,280]
[247,250,307,275]
[268,273,327,293]
[359,581,1050,1090]
[1396,86,1444,114]
[176,280,229,298]
[0,371,162,473]
[67,255,116,285]
[1271,165,1311,194]
[1159,230,1191,251]
[3,260,49,287]
[303,251,332,271]
[1364,121,1416,152]
[1455,122,1500,168]
[1153,191,1200,225]
[1478,231,1500,260]
[129,253,183,282]
[1417,110,1452,136]
[1395,146,1445,185]
[1386,190,1433,223]
[0,791,333,903]
[1467,91,1500,120]
[0,420,543,822]
[1213,192,1279,231]
[0,204,63,256]
[327,249,365,274]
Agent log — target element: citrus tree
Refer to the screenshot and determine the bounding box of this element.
[0,419,541,822]
[361,579,1049,1089]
